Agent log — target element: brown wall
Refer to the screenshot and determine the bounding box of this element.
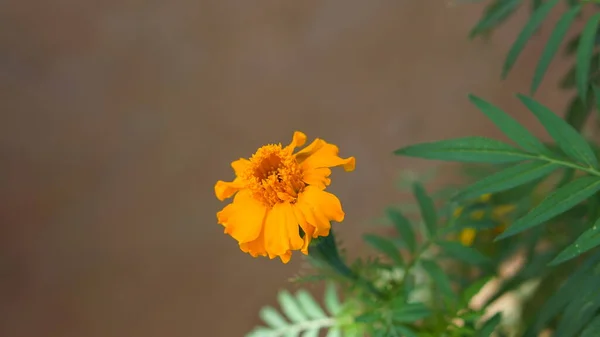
[0,1,577,336]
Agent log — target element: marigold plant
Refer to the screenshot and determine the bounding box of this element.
[215,131,355,263]
[216,2,600,336]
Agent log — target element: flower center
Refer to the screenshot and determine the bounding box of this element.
[244,144,305,207]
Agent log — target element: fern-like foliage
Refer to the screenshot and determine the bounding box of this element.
[246,283,361,337]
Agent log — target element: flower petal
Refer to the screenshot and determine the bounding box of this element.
[302,186,345,223]
[217,190,266,243]
[286,131,307,152]
[214,179,244,201]
[296,186,344,237]
[239,225,268,258]
[231,158,251,176]
[264,202,303,258]
[302,167,331,189]
[292,204,315,254]
[296,139,355,172]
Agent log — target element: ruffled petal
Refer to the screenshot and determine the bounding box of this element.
[302,186,345,222]
[302,167,331,189]
[285,131,307,153]
[239,224,268,257]
[295,139,355,172]
[263,202,303,261]
[216,190,266,243]
[214,179,244,201]
[231,158,251,176]
[296,186,344,238]
[292,203,315,254]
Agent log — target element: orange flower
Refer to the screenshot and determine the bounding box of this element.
[215,131,355,263]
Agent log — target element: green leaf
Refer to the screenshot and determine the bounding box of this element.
[477,313,502,337]
[301,329,319,337]
[518,94,599,168]
[437,241,491,265]
[468,94,549,153]
[363,234,403,265]
[577,12,600,101]
[413,183,437,238]
[580,315,600,337]
[553,283,600,337]
[593,86,600,114]
[260,306,289,328]
[550,217,600,265]
[565,94,593,131]
[386,207,416,253]
[496,176,600,240]
[470,0,521,38]
[453,161,558,201]
[392,303,432,323]
[394,137,533,163]
[278,291,307,323]
[502,0,561,79]
[324,282,341,316]
[325,328,342,337]
[296,290,327,319]
[531,5,581,94]
[394,326,418,337]
[421,259,456,299]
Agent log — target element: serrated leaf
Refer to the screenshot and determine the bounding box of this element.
[437,241,491,265]
[260,306,289,328]
[580,315,600,337]
[363,234,403,265]
[497,176,600,240]
[413,183,438,238]
[550,217,600,265]
[518,94,599,168]
[394,326,418,337]
[278,291,308,323]
[324,282,341,316]
[470,0,521,38]
[355,312,381,323]
[468,94,549,153]
[296,290,327,319]
[421,259,456,299]
[477,312,502,337]
[392,303,432,323]
[502,0,561,79]
[394,137,533,163]
[531,5,581,94]
[453,161,558,201]
[386,207,416,253]
[301,328,319,337]
[325,327,342,337]
[577,12,600,101]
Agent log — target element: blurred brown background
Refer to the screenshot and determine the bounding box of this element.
[0,1,578,336]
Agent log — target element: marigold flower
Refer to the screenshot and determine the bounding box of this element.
[214,131,355,263]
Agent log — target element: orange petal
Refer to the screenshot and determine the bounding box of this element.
[296,186,343,237]
[217,190,266,243]
[239,224,268,257]
[214,179,244,201]
[292,204,315,254]
[231,158,251,176]
[285,131,307,153]
[263,202,302,258]
[296,139,355,172]
[302,186,345,223]
[302,167,331,189]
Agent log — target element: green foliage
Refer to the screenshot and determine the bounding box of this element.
[245,1,600,336]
